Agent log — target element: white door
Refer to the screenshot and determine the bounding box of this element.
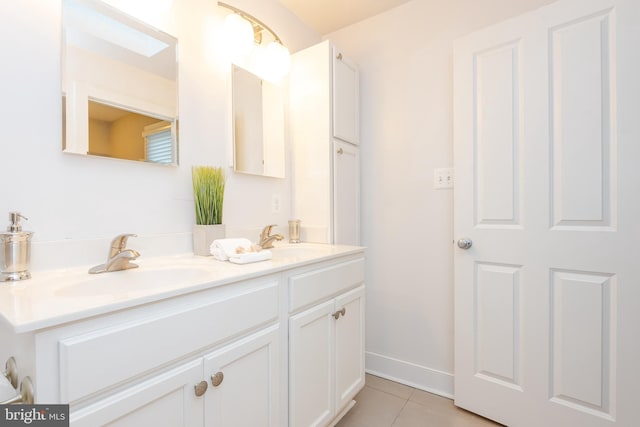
[454,0,640,426]
[204,326,280,427]
[333,140,360,245]
[289,300,335,427]
[334,285,366,412]
[332,46,359,145]
[70,360,204,427]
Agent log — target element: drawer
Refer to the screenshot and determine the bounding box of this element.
[288,258,364,312]
[58,279,279,403]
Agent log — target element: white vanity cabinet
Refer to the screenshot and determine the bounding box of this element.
[290,40,360,245]
[69,326,282,427]
[0,245,365,427]
[34,276,282,427]
[288,257,366,427]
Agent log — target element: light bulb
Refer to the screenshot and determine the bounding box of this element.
[250,41,290,83]
[223,13,254,62]
[264,41,291,82]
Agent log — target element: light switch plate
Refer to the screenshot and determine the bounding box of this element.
[271,194,281,213]
[434,168,454,189]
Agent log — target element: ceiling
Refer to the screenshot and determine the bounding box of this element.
[276,0,414,35]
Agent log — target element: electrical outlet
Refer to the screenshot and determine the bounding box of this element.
[434,168,454,189]
[271,194,281,214]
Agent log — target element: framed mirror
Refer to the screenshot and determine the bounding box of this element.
[61,0,178,165]
[232,65,285,178]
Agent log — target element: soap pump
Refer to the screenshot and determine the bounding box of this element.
[0,212,33,282]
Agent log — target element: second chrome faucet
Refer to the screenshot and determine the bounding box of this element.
[89,233,140,274]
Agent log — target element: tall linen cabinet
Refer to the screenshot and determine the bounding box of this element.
[290,40,360,245]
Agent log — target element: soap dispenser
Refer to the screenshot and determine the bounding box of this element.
[0,212,33,281]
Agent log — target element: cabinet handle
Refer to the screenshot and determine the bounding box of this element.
[211,371,224,387]
[194,381,208,397]
[332,308,346,320]
[337,52,343,61]
[337,148,344,155]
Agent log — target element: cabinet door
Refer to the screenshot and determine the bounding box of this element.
[70,359,204,427]
[204,325,280,427]
[333,140,360,245]
[335,285,366,412]
[289,300,335,427]
[332,47,359,144]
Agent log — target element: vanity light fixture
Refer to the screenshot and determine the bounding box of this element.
[219,2,291,83]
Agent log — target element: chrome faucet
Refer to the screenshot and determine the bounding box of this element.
[89,233,140,274]
[258,224,284,249]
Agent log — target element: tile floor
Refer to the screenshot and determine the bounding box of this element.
[336,374,503,427]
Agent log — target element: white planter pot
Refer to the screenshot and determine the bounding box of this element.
[193,224,226,256]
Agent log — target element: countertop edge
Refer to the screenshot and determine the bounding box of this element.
[2,245,366,334]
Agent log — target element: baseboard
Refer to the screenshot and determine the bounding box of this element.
[365,351,454,399]
[329,400,356,427]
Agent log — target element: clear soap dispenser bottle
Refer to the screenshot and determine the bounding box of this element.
[0,212,33,281]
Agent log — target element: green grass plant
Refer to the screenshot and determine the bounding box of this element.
[192,166,226,225]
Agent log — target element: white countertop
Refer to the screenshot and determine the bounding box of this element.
[0,243,364,334]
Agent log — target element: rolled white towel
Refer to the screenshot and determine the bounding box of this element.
[210,238,253,261]
[228,250,272,264]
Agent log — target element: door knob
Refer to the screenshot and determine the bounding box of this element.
[457,238,473,249]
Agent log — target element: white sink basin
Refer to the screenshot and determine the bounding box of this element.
[54,265,214,298]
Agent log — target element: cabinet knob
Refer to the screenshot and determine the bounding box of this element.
[332,308,346,319]
[337,148,344,155]
[337,52,343,61]
[211,371,224,387]
[194,381,208,397]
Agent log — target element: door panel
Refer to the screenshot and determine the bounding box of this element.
[332,47,359,145]
[550,270,614,414]
[204,326,280,427]
[474,263,521,388]
[474,42,521,226]
[335,285,365,411]
[289,300,335,427]
[70,360,203,427]
[454,0,637,425]
[550,10,615,228]
[333,140,360,245]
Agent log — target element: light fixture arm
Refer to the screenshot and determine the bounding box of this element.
[218,2,283,45]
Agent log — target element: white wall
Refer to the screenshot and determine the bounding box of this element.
[326,0,556,396]
[0,0,319,271]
